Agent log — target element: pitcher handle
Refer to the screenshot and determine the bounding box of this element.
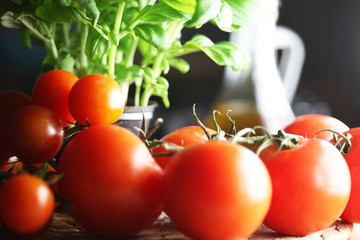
[274,25,305,103]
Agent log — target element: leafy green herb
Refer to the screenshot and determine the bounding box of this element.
[0,0,273,107]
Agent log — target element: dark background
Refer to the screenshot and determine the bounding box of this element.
[1,1,360,134]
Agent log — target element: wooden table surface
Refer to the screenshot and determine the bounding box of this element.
[0,212,355,240]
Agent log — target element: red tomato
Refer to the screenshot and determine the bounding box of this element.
[8,105,64,164]
[57,124,163,237]
[32,69,78,127]
[0,90,32,133]
[260,138,351,236]
[163,141,272,240]
[152,126,216,169]
[0,174,55,236]
[284,114,349,141]
[333,127,360,223]
[68,74,125,126]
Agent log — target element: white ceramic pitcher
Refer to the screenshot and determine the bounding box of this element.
[213,1,305,133]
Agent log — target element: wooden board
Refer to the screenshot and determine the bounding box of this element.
[0,212,354,240]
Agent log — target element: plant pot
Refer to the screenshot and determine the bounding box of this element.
[114,103,158,135]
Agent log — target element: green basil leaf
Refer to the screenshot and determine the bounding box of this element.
[224,0,276,30]
[19,28,32,49]
[159,0,196,14]
[58,53,75,73]
[85,28,110,60]
[138,2,191,22]
[54,0,71,6]
[134,23,167,51]
[1,11,22,28]
[186,0,222,28]
[68,0,100,26]
[215,1,233,32]
[168,57,190,74]
[184,34,249,71]
[35,0,80,23]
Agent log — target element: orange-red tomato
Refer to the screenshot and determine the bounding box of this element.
[260,138,351,236]
[32,69,78,127]
[334,127,360,223]
[152,126,216,169]
[0,174,55,236]
[163,141,272,239]
[284,114,349,141]
[68,74,125,126]
[58,125,163,237]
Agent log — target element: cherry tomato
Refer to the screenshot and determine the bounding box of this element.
[163,141,272,240]
[332,127,360,223]
[8,105,64,164]
[284,114,349,141]
[58,124,163,237]
[68,74,125,126]
[152,126,216,169]
[260,138,351,236]
[32,69,78,127]
[0,174,55,236]
[0,90,32,133]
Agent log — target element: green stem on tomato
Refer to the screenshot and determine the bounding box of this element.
[79,24,89,77]
[108,0,126,78]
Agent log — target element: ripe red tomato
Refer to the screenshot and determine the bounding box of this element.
[57,124,163,237]
[152,126,216,169]
[0,90,32,133]
[284,114,349,141]
[68,74,125,126]
[333,127,360,223]
[32,69,78,127]
[163,141,272,240]
[0,174,55,236]
[260,138,351,236]
[8,105,64,164]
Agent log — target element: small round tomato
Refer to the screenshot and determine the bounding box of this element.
[284,114,349,141]
[58,124,163,237]
[260,138,351,236]
[333,127,360,223]
[32,69,78,127]
[152,126,216,169]
[68,74,125,126]
[163,141,272,240]
[0,174,55,236]
[0,90,32,133]
[8,105,64,164]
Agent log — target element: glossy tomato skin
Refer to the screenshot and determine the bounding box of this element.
[68,74,125,126]
[260,138,351,236]
[8,105,64,164]
[32,69,78,127]
[0,174,55,236]
[152,126,216,169]
[284,114,349,141]
[0,90,32,133]
[336,127,360,223]
[58,124,163,237]
[163,141,272,240]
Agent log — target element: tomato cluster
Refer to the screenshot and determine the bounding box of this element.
[1,69,360,239]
